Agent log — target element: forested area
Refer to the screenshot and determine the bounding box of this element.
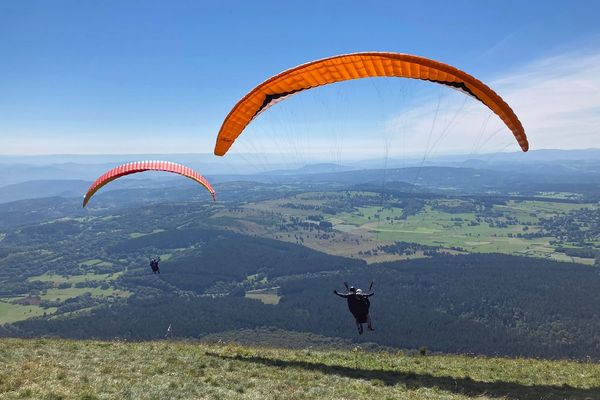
[0,172,599,360]
[3,253,599,360]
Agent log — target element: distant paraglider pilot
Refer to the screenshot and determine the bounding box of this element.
[164,323,173,339]
[334,283,374,334]
[150,256,161,274]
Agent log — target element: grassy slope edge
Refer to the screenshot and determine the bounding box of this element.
[0,338,598,400]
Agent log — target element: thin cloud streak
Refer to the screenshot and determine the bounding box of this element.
[384,50,600,155]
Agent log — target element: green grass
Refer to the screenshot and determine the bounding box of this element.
[344,205,539,252]
[40,287,130,302]
[0,301,53,323]
[217,194,598,265]
[245,288,281,305]
[330,201,598,262]
[1,278,128,323]
[129,229,165,238]
[27,271,124,285]
[0,338,598,399]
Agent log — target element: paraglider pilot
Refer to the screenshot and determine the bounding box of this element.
[334,283,374,334]
[150,256,161,274]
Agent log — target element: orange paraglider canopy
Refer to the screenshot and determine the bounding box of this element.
[83,160,216,207]
[214,52,528,156]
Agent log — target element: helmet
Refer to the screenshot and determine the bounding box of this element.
[356,289,363,296]
[349,286,356,292]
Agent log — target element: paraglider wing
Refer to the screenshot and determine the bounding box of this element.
[214,52,528,156]
[82,160,216,207]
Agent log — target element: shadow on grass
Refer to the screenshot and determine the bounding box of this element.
[207,352,598,400]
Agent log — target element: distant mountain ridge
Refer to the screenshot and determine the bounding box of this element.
[3,161,600,205]
[1,149,600,201]
[2,148,599,165]
[0,180,89,204]
[0,178,197,205]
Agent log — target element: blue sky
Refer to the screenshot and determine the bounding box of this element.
[1,0,599,156]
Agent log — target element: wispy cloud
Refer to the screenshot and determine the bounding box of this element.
[481,31,519,58]
[496,51,600,147]
[383,50,600,156]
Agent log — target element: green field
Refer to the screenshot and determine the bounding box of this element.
[27,271,124,284]
[129,228,165,238]
[0,271,130,323]
[335,205,537,249]
[245,288,281,305]
[0,301,55,323]
[159,253,173,261]
[0,338,598,400]
[40,287,130,302]
[329,200,597,264]
[215,192,598,265]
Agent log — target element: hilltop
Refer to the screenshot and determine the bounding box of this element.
[0,338,598,400]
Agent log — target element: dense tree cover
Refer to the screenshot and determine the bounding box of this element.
[540,208,600,244]
[115,228,364,293]
[161,234,363,291]
[4,254,599,360]
[3,294,304,340]
[376,241,451,256]
[0,173,599,361]
[281,254,600,359]
[0,197,84,229]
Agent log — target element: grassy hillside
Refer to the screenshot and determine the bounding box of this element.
[0,338,598,399]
